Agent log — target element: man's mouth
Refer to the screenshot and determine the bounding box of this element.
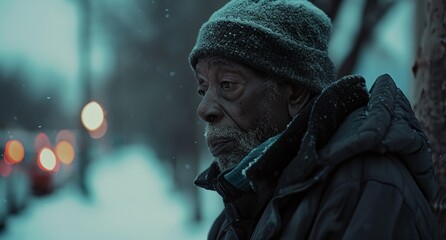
[208,138,234,156]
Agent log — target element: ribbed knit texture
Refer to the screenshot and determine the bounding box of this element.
[189,0,336,93]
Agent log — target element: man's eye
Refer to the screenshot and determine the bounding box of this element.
[198,89,206,96]
[220,81,232,89]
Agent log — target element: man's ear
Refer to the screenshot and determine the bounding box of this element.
[286,85,312,117]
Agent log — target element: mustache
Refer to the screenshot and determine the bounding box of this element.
[204,125,243,142]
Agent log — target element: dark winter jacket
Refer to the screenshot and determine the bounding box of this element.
[195,74,440,240]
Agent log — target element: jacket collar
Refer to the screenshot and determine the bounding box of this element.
[194,161,221,191]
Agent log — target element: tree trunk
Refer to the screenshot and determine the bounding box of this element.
[413,0,446,236]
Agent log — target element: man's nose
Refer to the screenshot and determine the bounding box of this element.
[196,91,222,123]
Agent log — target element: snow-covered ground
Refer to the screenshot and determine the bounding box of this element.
[1,145,221,240]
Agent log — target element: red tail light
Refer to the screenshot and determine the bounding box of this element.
[34,132,51,150]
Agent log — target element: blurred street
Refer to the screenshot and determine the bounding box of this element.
[0,0,426,238]
[0,145,220,240]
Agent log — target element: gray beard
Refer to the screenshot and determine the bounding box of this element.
[204,109,279,171]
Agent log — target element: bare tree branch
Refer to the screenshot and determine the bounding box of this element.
[311,0,343,20]
[337,0,396,78]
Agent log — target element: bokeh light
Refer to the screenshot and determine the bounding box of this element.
[55,140,75,165]
[81,101,105,131]
[0,159,12,177]
[89,120,108,139]
[34,132,51,150]
[56,129,76,146]
[4,139,25,165]
[37,148,58,172]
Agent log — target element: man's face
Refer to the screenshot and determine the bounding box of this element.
[195,56,292,171]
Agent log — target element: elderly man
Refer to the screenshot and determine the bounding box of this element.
[189,0,439,239]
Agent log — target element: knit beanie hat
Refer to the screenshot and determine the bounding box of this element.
[189,0,335,93]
